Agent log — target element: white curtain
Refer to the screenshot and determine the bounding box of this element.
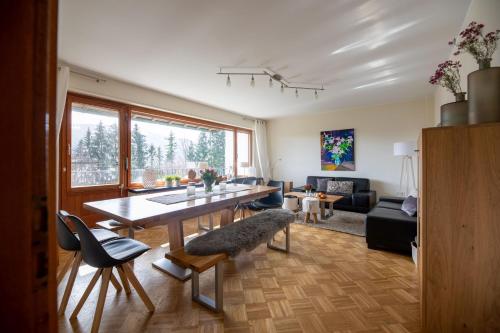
[254,119,271,182]
[56,66,70,210]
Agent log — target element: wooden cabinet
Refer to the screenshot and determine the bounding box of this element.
[419,122,500,332]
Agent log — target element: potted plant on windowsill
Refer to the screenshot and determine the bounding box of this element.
[450,21,500,124]
[165,175,174,187]
[429,60,468,126]
[174,175,181,187]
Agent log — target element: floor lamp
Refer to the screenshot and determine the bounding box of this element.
[393,141,416,197]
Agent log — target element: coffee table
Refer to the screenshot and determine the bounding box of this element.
[285,192,344,219]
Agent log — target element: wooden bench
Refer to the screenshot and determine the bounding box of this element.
[166,248,227,312]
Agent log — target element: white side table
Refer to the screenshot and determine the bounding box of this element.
[302,197,320,224]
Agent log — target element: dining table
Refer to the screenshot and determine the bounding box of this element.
[83,184,279,281]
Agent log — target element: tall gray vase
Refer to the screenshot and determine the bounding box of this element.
[440,92,468,126]
[468,66,500,124]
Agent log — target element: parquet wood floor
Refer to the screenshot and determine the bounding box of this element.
[58,213,419,333]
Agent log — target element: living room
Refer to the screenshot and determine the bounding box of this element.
[1,0,499,332]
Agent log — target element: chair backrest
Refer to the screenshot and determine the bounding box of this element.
[258,180,284,205]
[56,210,81,251]
[242,177,257,185]
[66,214,114,268]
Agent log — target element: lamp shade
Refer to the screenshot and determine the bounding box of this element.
[198,161,209,169]
[239,162,250,168]
[393,141,416,156]
[247,166,256,177]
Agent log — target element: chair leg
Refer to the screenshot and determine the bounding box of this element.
[58,252,82,316]
[110,271,122,292]
[70,268,103,320]
[313,213,319,224]
[117,265,131,295]
[91,268,112,333]
[123,263,155,312]
[57,252,75,285]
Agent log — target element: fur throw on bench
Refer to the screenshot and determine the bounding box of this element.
[185,209,294,257]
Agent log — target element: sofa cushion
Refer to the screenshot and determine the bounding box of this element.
[316,178,330,192]
[377,201,402,210]
[306,176,332,191]
[334,177,370,192]
[367,207,416,223]
[401,196,417,217]
[327,180,354,195]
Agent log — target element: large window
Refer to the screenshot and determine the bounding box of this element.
[70,103,120,187]
[130,114,235,183]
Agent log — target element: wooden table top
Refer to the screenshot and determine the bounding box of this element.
[285,191,344,204]
[84,184,278,226]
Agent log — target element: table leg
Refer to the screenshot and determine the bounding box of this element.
[320,202,326,220]
[220,206,236,227]
[329,203,334,217]
[152,219,192,281]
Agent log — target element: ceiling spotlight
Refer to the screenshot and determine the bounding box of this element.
[250,75,255,87]
[226,75,231,87]
[269,77,273,88]
[314,90,318,99]
[281,83,285,93]
[295,88,299,98]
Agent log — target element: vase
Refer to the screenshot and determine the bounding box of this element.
[477,58,491,70]
[204,180,214,193]
[142,168,157,189]
[166,180,173,187]
[440,92,468,127]
[468,66,500,124]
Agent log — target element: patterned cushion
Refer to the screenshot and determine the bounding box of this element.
[327,180,354,195]
[316,178,330,192]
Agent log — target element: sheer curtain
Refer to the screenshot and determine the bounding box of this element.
[254,119,271,182]
[56,66,70,209]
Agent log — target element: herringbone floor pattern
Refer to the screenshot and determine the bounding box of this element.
[58,213,419,332]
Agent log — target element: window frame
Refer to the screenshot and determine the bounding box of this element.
[128,106,252,188]
[62,93,129,193]
[61,93,253,192]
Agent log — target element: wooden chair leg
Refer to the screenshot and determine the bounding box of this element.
[57,252,75,285]
[123,263,155,312]
[117,265,131,295]
[110,271,122,292]
[313,213,319,224]
[304,212,310,223]
[58,252,82,316]
[69,268,103,320]
[91,268,112,333]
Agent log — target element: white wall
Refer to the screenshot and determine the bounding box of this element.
[434,0,500,123]
[68,72,255,130]
[267,98,434,196]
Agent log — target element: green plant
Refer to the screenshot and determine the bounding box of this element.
[165,175,174,182]
[174,175,181,181]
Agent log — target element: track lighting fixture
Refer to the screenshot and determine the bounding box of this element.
[217,67,325,98]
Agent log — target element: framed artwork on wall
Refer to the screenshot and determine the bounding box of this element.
[320,128,355,171]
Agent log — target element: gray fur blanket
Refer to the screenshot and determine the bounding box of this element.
[185,209,294,257]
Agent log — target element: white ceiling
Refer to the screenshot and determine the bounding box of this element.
[59,0,470,119]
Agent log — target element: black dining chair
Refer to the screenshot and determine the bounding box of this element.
[248,180,285,211]
[67,213,155,333]
[56,211,123,316]
[235,177,259,218]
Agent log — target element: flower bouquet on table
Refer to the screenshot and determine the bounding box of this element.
[200,168,218,193]
[304,184,313,197]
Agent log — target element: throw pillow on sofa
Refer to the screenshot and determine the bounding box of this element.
[327,181,353,195]
[401,196,417,216]
[316,178,330,192]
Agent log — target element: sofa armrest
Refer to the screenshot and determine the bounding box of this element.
[290,186,306,192]
[352,190,376,209]
[379,195,405,204]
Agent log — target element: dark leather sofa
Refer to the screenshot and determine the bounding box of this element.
[365,196,417,254]
[291,176,376,213]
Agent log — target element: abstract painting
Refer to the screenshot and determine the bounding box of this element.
[320,128,355,171]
